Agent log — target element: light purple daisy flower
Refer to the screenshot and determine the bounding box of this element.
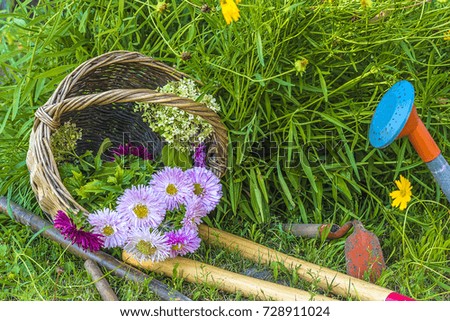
[165,227,201,258]
[88,208,129,248]
[117,185,166,228]
[181,198,208,229]
[124,228,170,263]
[150,167,194,211]
[185,167,222,213]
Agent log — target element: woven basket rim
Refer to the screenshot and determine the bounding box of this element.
[26,51,228,219]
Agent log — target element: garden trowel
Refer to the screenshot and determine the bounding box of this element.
[283,220,386,282]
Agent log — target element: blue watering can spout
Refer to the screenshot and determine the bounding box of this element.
[369,80,450,203]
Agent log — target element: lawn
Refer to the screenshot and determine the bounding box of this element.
[0,0,449,301]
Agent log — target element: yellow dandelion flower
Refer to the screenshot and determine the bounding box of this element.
[220,0,241,25]
[360,0,373,9]
[444,30,450,41]
[389,175,412,210]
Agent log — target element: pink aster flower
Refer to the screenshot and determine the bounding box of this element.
[150,167,194,211]
[88,208,129,248]
[117,185,166,228]
[185,167,222,213]
[110,143,153,161]
[54,210,104,252]
[193,143,207,167]
[124,228,170,263]
[165,227,201,258]
[181,198,208,230]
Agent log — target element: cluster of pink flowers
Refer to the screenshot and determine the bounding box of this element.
[54,166,222,263]
[110,143,153,161]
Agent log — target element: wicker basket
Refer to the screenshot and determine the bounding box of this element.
[26,51,228,218]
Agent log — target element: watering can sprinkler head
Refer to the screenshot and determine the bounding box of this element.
[369,80,440,163]
[369,80,450,203]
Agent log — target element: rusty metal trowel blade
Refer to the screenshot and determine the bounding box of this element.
[345,220,386,282]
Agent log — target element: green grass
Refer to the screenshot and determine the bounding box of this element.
[1,0,449,300]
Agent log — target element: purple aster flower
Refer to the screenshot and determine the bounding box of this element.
[165,227,201,258]
[150,167,194,211]
[193,143,207,167]
[181,198,208,229]
[110,143,153,161]
[54,210,104,252]
[88,208,129,248]
[185,167,222,213]
[117,185,166,228]
[124,228,170,263]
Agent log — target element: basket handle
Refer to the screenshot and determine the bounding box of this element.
[37,89,224,134]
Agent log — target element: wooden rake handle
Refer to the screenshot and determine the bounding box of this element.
[198,224,413,301]
[122,252,336,301]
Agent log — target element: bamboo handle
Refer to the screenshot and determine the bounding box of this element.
[198,224,408,301]
[122,252,336,301]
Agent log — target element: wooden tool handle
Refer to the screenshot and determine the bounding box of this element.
[84,259,119,301]
[122,252,336,301]
[198,224,396,301]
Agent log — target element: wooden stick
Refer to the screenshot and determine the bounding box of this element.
[0,197,190,301]
[198,224,413,301]
[122,251,336,301]
[84,259,119,301]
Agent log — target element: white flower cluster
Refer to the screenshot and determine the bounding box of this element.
[135,78,220,151]
[51,121,83,163]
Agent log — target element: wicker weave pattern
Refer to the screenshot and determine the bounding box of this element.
[26,51,228,218]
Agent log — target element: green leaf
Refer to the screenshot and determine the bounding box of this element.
[335,175,352,201]
[287,122,296,163]
[316,66,328,102]
[0,244,7,257]
[0,107,12,135]
[94,138,112,170]
[249,176,268,223]
[320,112,355,134]
[400,41,416,62]
[256,31,265,67]
[273,77,294,87]
[78,9,90,33]
[253,167,269,204]
[79,180,106,193]
[298,148,318,193]
[271,261,279,280]
[277,161,295,208]
[162,145,192,170]
[337,127,360,180]
[114,165,124,184]
[118,0,124,20]
[101,185,123,193]
[11,80,22,120]
[35,64,78,79]
[71,170,85,185]
[239,200,257,223]
[34,78,47,102]
[187,24,196,42]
